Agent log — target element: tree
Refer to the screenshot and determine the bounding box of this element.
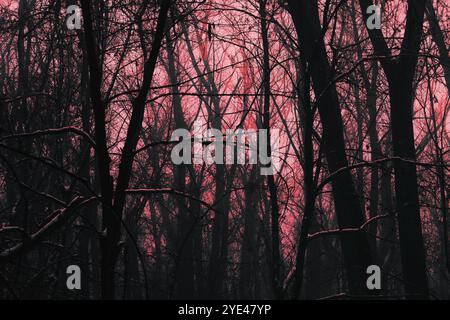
[285,0,374,295]
[359,0,429,298]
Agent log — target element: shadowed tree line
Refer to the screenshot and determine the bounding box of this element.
[0,0,448,299]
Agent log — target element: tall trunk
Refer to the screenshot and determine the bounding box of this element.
[165,22,195,300]
[11,0,33,292]
[81,0,171,299]
[349,0,381,259]
[291,57,316,299]
[80,0,114,299]
[286,0,374,295]
[359,0,429,298]
[259,0,282,299]
[390,70,429,298]
[349,2,397,277]
[78,44,98,298]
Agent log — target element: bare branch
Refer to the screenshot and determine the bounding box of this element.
[0,126,96,150]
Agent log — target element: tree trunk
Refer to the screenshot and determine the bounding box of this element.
[81,0,171,299]
[165,22,195,300]
[286,0,374,295]
[239,167,259,299]
[259,0,282,299]
[426,0,450,95]
[359,0,429,299]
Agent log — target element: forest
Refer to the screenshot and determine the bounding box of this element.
[0,0,449,300]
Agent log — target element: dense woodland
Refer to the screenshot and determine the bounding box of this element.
[0,0,449,300]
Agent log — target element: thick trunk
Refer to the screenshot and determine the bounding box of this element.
[359,0,429,299]
[286,0,374,295]
[389,70,429,298]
